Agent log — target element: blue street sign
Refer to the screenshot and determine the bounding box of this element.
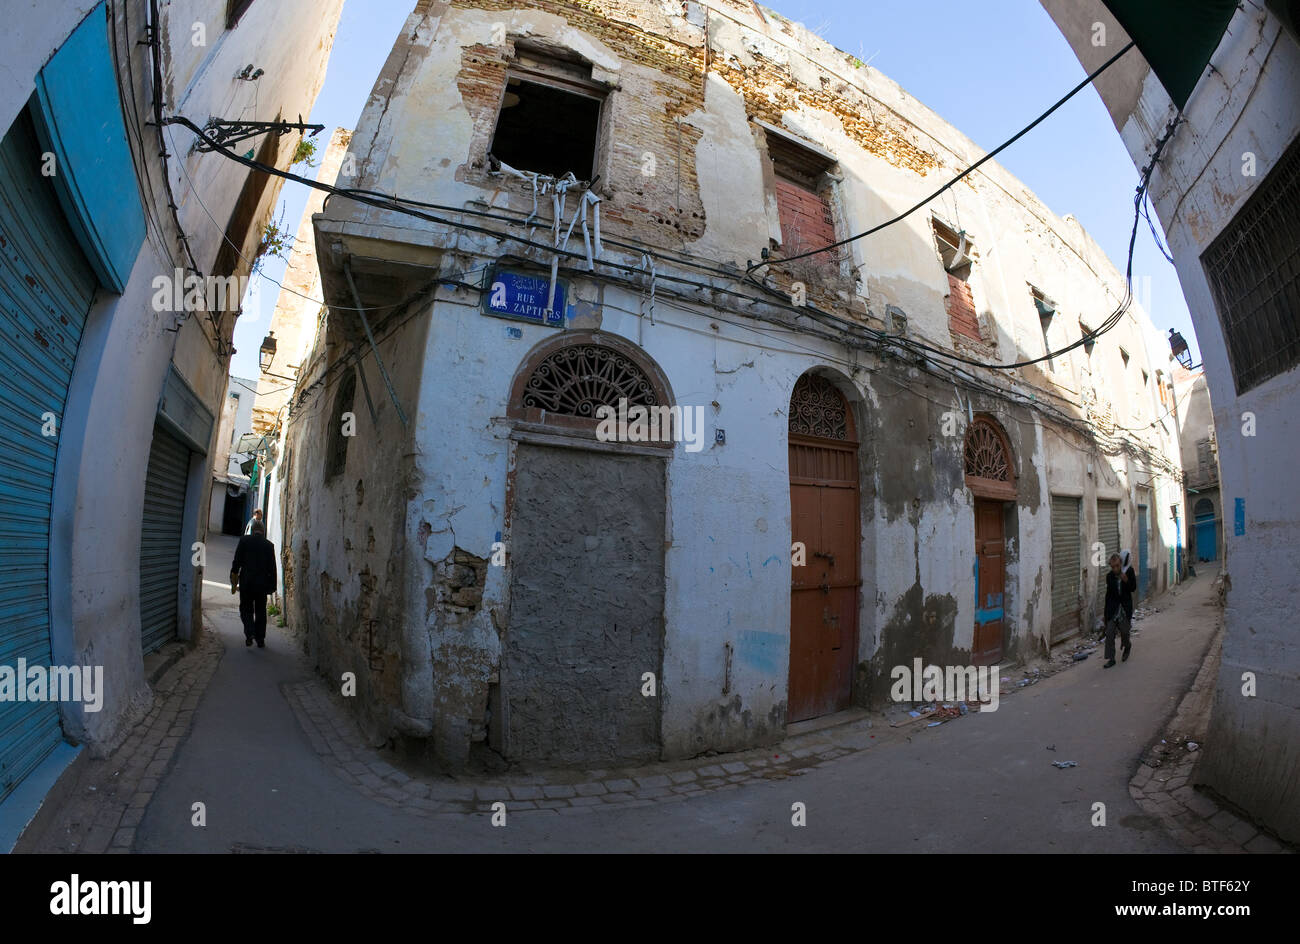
[482,268,566,326]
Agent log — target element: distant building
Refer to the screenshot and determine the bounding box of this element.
[208,375,259,536]
[1173,368,1221,568]
[0,0,341,825]
[249,127,354,596]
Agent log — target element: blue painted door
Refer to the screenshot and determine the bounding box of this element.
[1194,498,1217,561]
[0,109,98,801]
[973,499,1005,665]
[1137,505,1149,599]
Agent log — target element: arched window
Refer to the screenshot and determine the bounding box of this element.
[788,373,855,441]
[519,343,657,417]
[507,333,675,447]
[1194,497,1215,517]
[326,368,356,480]
[963,415,1016,500]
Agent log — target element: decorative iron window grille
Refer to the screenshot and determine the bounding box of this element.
[519,344,656,417]
[788,373,848,440]
[1202,134,1300,394]
[964,419,1012,483]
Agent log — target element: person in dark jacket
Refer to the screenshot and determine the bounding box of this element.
[1102,551,1138,668]
[231,519,277,648]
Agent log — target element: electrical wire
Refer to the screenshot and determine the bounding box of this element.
[167,105,1168,377]
[163,122,492,318]
[745,40,1137,272]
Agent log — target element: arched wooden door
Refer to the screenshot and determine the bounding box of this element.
[788,373,860,722]
[964,416,1016,666]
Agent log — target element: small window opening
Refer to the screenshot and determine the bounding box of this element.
[1032,286,1056,371]
[227,0,256,29]
[489,52,603,180]
[1120,347,1131,369]
[932,217,973,280]
[939,217,980,341]
[326,368,356,481]
[766,129,838,267]
[1079,320,1096,357]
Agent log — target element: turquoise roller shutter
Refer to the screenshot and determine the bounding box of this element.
[0,109,98,801]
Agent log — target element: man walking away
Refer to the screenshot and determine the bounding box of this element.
[231,519,277,648]
[1102,551,1138,668]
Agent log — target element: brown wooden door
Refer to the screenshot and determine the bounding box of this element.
[973,499,1005,666]
[788,432,859,723]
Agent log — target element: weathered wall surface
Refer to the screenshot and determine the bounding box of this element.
[504,443,665,764]
[285,0,1185,769]
[280,292,429,754]
[1044,0,1300,841]
[38,0,341,754]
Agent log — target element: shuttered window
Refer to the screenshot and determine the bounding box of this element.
[768,130,838,267]
[1095,499,1121,623]
[1050,495,1081,642]
[0,109,98,800]
[139,423,191,654]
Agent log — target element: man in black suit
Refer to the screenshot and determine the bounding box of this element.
[231,519,277,648]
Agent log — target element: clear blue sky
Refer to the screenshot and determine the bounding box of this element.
[230,0,1196,379]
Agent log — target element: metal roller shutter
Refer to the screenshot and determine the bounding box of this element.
[1095,499,1121,623]
[0,110,98,801]
[1050,495,1081,642]
[139,423,190,654]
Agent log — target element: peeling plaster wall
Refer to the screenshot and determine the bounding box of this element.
[280,303,429,754]
[288,0,1185,767]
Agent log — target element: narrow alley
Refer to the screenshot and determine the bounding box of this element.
[19,548,1235,854]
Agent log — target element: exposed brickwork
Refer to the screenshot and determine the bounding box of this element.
[446,0,936,263]
[946,273,981,340]
[774,176,837,264]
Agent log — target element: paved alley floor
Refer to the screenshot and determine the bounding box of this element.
[27,561,1239,853]
[120,570,1232,853]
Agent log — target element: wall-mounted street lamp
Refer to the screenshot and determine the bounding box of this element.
[259,332,277,373]
[1168,329,1192,369]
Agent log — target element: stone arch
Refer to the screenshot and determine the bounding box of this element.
[963,413,1017,501]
